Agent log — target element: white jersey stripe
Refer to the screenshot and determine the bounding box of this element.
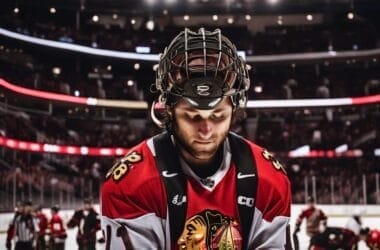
[101,213,166,249]
[248,207,290,249]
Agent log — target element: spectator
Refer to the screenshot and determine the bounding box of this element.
[316,77,331,98]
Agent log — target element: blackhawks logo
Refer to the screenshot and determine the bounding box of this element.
[177,210,242,250]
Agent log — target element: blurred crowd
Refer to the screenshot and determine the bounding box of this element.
[1,7,380,54]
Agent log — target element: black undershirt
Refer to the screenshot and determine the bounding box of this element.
[185,144,224,179]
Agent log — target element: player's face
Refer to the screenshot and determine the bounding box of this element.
[172,97,233,166]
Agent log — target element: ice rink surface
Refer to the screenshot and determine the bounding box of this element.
[1,204,379,250]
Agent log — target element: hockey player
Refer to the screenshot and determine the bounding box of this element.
[309,226,380,250]
[49,205,67,250]
[309,226,360,249]
[294,196,327,237]
[67,198,100,250]
[35,205,48,250]
[101,28,291,249]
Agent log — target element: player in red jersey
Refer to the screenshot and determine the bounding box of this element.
[294,196,327,237]
[101,28,292,249]
[35,205,48,250]
[49,205,67,250]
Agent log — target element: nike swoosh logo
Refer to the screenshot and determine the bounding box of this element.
[162,170,178,178]
[237,172,256,179]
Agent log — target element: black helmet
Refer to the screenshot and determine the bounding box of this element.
[155,28,250,110]
[51,204,60,212]
[307,196,315,203]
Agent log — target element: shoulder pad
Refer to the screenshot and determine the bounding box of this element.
[105,151,143,181]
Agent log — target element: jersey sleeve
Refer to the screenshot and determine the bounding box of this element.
[295,210,306,227]
[100,143,168,249]
[248,145,292,249]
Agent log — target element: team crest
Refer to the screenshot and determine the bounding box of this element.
[106,151,142,181]
[177,210,242,250]
[262,149,287,174]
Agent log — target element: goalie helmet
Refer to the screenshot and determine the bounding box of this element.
[155,28,250,110]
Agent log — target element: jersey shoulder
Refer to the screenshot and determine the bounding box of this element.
[244,140,288,178]
[101,138,167,219]
[244,140,291,219]
[102,139,157,192]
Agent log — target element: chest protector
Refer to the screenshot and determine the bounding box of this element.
[153,132,258,249]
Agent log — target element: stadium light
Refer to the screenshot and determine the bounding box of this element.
[52,67,61,75]
[277,16,283,25]
[375,149,380,156]
[254,85,263,93]
[146,20,155,31]
[347,12,354,20]
[92,15,99,22]
[145,0,157,5]
[134,63,140,70]
[49,7,57,14]
[268,0,279,5]
[135,46,151,53]
[335,144,348,154]
[289,145,310,158]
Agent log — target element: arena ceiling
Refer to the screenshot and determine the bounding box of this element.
[2,0,380,16]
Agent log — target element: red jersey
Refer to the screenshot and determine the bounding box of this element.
[50,214,67,242]
[101,134,291,249]
[36,212,48,236]
[296,206,327,236]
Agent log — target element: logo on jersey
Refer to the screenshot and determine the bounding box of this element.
[106,151,142,181]
[172,194,187,206]
[237,195,254,207]
[162,170,178,178]
[237,172,256,179]
[177,210,242,250]
[262,149,287,174]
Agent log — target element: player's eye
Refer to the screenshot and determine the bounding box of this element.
[210,113,226,122]
[185,113,202,122]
